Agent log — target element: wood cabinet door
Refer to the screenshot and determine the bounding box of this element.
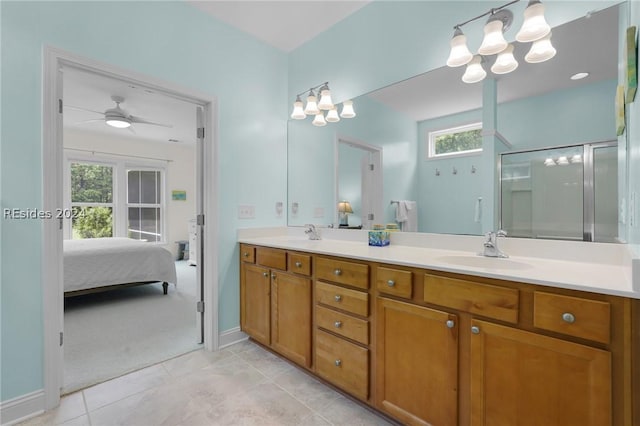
[376,298,458,426]
[470,319,611,426]
[271,272,311,367]
[240,263,271,346]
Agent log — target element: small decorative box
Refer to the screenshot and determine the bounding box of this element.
[368,230,390,246]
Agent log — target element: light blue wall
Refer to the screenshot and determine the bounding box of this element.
[628,1,640,244]
[1,1,287,401]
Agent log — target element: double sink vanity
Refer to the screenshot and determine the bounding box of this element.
[238,227,640,425]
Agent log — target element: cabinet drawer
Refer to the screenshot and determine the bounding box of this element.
[239,244,255,263]
[316,257,369,289]
[376,266,412,299]
[256,247,287,270]
[288,253,311,276]
[423,274,519,324]
[533,292,611,344]
[315,329,369,400]
[316,281,369,317]
[316,305,369,345]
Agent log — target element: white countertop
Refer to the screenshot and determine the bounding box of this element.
[238,227,640,299]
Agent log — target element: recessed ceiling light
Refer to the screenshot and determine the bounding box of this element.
[570,72,590,80]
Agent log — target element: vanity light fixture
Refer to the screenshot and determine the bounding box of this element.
[290,82,356,126]
[446,0,556,83]
[570,72,590,81]
[544,157,556,166]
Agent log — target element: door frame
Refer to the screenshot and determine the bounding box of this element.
[42,45,219,409]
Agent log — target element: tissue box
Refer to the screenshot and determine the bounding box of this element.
[368,230,390,246]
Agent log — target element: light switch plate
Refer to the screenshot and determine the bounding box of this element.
[238,205,255,219]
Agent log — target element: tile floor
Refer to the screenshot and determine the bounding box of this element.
[22,340,394,426]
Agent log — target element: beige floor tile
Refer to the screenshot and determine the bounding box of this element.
[272,367,342,412]
[82,363,170,412]
[224,338,255,354]
[162,347,235,376]
[321,396,394,426]
[299,412,334,425]
[60,414,91,426]
[235,344,295,378]
[19,392,86,425]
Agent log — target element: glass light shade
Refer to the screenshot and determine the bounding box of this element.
[326,106,340,122]
[304,94,320,115]
[544,158,556,166]
[312,113,327,127]
[516,1,551,43]
[290,100,306,120]
[446,29,473,67]
[570,154,582,163]
[462,56,486,84]
[318,89,334,110]
[106,118,131,128]
[478,19,508,56]
[340,100,356,118]
[491,44,519,74]
[556,156,569,165]
[525,32,556,63]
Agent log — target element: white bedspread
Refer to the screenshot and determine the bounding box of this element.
[64,238,177,293]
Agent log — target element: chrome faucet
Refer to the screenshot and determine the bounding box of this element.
[304,224,321,240]
[482,230,508,258]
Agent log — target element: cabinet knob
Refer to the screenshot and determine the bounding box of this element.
[243,252,249,257]
[334,359,342,367]
[271,273,277,280]
[295,261,302,268]
[387,280,395,287]
[446,320,455,328]
[262,272,269,278]
[562,312,576,324]
[334,294,342,302]
[471,326,480,334]
[334,269,342,276]
[334,321,342,328]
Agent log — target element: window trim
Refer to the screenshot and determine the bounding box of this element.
[427,122,483,159]
[126,167,165,243]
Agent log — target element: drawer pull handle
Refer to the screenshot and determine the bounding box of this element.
[243,252,249,257]
[471,326,480,335]
[295,261,302,268]
[334,269,342,276]
[334,321,342,328]
[334,295,342,302]
[262,272,269,278]
[562,312,576,324]
[387,280,395,287]
[334,359,342,367]
[446,320,455,329]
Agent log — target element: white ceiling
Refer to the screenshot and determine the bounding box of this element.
[62,2,619,144]
[187,1,371,52]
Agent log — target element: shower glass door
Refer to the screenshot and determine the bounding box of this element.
[500,141,617,242]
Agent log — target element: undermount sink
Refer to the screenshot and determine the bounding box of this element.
[435,255,533,271]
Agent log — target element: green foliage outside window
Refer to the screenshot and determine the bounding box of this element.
[71,163,113,203]
[72,206,113,239]
[434,129,482,156]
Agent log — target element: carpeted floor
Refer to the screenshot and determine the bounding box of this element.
[63,260,201,394]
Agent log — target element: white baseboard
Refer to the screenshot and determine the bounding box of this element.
[218,327,247,349]
[0,390,45,426]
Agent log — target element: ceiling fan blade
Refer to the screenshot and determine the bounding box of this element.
[65,105,105,116]
[127,125,137,135]
[75,119,105,125]
[129,115,173,128]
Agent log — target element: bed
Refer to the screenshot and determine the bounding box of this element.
[63,237,177,296]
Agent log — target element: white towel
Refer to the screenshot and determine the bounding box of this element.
[396,200,417,232]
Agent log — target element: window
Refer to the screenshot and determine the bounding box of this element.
[127,170,163,242]
[70,162,114,239]
[428,122,482,159]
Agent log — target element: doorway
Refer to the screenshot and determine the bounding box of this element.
[42,46,218,409]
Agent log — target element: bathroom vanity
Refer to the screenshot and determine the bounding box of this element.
[238,229,639,425]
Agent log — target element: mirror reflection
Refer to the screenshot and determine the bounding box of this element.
[287,3,621,242]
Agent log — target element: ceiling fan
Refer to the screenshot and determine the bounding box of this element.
[66,95,173,131]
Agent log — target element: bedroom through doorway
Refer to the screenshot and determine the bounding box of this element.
[59,62,206,394]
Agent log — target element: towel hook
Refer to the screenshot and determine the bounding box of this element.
[471,165,476,174]
[452,166,457,175]
[435,168,441,176]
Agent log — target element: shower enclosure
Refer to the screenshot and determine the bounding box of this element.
[500,141,618,243]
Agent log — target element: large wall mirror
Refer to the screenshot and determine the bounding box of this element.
[287,3,624,242]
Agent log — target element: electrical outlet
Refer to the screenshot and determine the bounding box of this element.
[238,205,255,219]
[275,201,283,218]
[313,207,324,218]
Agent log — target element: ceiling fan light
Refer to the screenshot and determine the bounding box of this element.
[304,92,320,115]
[340,100,356,118]
[516,0,551,43]
[478,19,508,56]
[291,96,306,120]
[525,32,556,63]
[317,86,334,110]
[446,28,473,67]
[312,112,327,127]
[326,106,340,122]
[462,55,487,84]
[491,44,519,74]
